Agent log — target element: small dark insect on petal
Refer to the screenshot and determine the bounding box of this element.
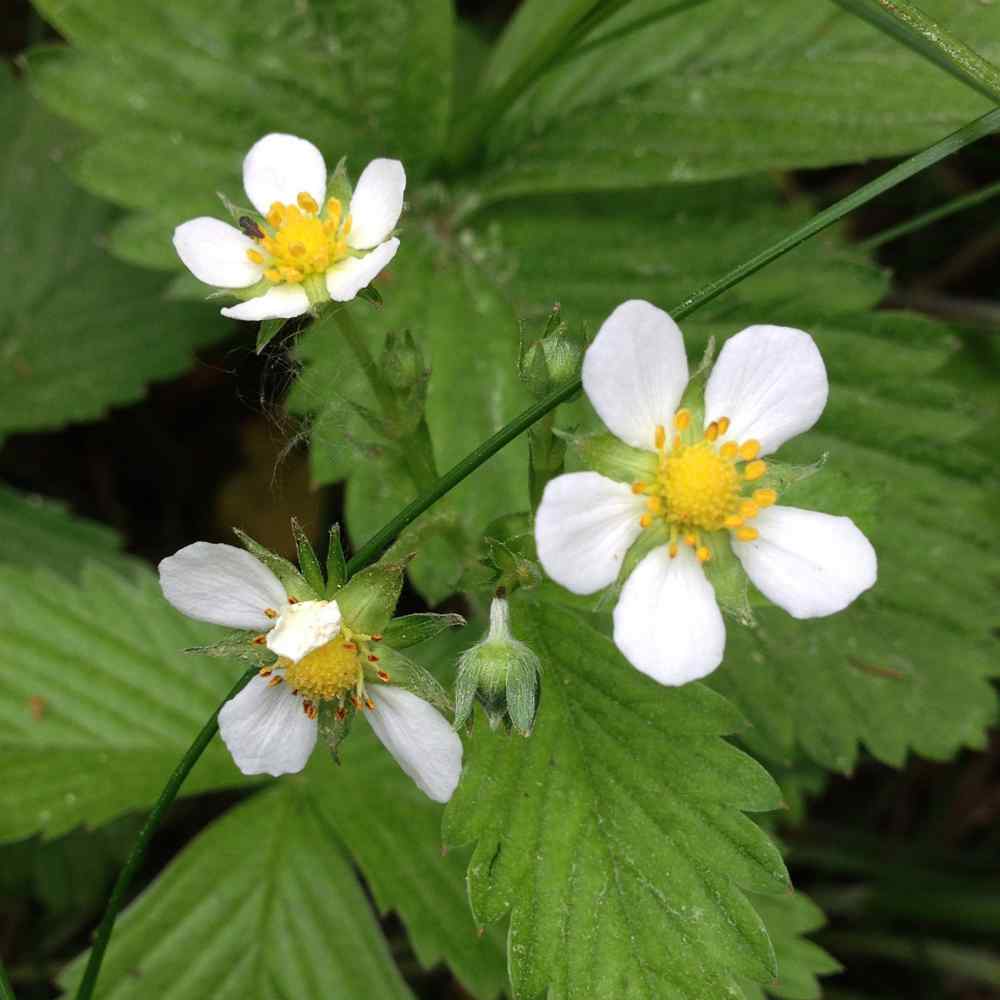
[239,215,265,240]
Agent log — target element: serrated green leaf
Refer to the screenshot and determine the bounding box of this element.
[742,893,842,1000]
[27,0,454,269]
[0,70,231,438]
[478,0,1000,197]
[0,485,135,577]
[58,784,415,1000]
[445,597,789,1000]
[0,562,251,843]
[306,733,509,999]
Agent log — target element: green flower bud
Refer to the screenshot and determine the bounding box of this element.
[517,304,587,400]
[454,595,540,736]
[382,329,427,393]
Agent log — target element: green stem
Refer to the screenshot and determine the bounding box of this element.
[74,668,258,1000]
[831,0,1000,103]
[859,177,1000,250]
[77,106,1000,1000]
[528,411,565,513]
[0,956,15,1000]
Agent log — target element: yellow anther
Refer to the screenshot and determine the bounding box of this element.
[669,542,679,558]
[267,204,284,228]
[717,416,731,435]
[673,433,682,451]
[631,482,647,495]
[326,197,342,219]
[735,526,759,542]
[264,268,282,283]
[705,421,719,442]
[738,439,761,461]
[261,237,277,254]
[739,500,759,520]
[646,496,663,514]
[720,442,738,460]
[684,532,698,547]
[655,425,666,450]
[744,460,767,481]
[279,266,304,283]
[696,546,711,563]
[342,214,353,236]
[674,409,691,431]
[753,488,778,508]
[640,514,653,528]
[246,249,264,265]
[297,191,319,214]
[724,514,743,529]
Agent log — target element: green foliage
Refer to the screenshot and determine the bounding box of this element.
[478,0,1000,197]
[58,784,416,1000]
[0,485,134,577]
[0,69,231,441]
[26,0,454,269]
[0,561,250,842]
[445,596,790,1000]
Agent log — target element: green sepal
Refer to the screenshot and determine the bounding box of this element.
[216,191,261,225]
[380,612,466,649]
[357,284,384,307]
[232,528,318,601]
[701,531,754,627]
[758,456,826,494]
[291,518,325,596]
[255,318,286,354]
[612,520,669,598]
[327,156,353,206]
[568,431,658,485]
[325,524,348,596]
[337,560,407,634]
[676,336,717,440]
[317,698,356,764]
[185,630,276,666]
[369,646,452,713]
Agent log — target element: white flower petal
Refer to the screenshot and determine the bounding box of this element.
[581,300,689,451]
[704,325,828,455]
[158,541,287,630]
[266,600,343,662]
[613,545,726,686]
[733,505,877,619]
[242,133,327,216]
[365,686,462,802]
[220,284,310,321]
[325,239,399,302]
[172,218,264,289]
[535,472,647,595]
[347,159,406,250]
[218,676,316,777]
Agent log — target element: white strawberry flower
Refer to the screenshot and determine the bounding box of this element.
[535,299,877,687]
[158,542,461,802]
[173,133,404,321]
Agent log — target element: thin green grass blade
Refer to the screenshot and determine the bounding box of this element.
[831,0,1000,102]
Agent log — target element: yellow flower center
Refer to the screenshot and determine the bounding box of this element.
[633,411,779,562]
[282,634,362,702]
[245,192,353,285]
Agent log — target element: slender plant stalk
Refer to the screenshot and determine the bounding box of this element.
[74,668,258,1000]
[0,957,15,1000]
[76,106,1000,1000]
[831,0,1000,103]
[860,177,1000,250]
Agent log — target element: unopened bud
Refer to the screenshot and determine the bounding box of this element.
[517,304,586,400]
[453,595,540,736]
[382,329,426,392]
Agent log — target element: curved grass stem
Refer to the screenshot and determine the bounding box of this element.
[77,105,1000,1000]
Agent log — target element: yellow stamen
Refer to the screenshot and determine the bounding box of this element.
[674,409,691,431]
[668,542,678,558]
[267,204,284,228]
[705,421,719,442]
[684,532,698,546]
[724,514,743,529]
[735,526,759,542]
[655,425,666,450]
[246,249,264,265]
[717,416,731,435]
[739,499,759,519]
[720,441,738,460]
[696,546,711,563]
[279,266,304,283]
[640,513,653,528]
[297,191,319,214]
[744,460,768,481]
[264,268,282,283]
[646,496,662,514]
[631,482,647,495]
[738,440,761,461]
